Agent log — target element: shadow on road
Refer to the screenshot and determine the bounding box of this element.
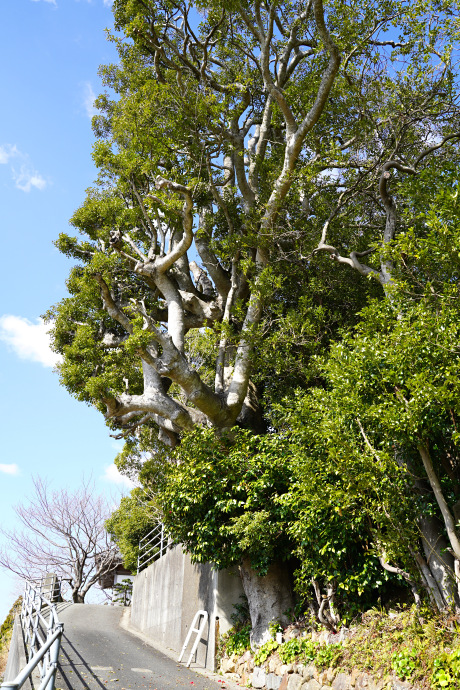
[56,633,107,690]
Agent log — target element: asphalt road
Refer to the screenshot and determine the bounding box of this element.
[54,604,227,690]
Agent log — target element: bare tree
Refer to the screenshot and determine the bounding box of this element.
[0,478,120,603]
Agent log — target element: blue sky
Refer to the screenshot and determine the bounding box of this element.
[0,0,135,622]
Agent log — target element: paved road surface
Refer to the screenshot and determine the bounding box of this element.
[54,605,226,690]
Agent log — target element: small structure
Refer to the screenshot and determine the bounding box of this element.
[98,559,134,590]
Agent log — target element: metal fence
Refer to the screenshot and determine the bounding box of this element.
[1,577,64,690]
[137,523,173,573]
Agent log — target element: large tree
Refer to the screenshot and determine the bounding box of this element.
[47,0,460,640]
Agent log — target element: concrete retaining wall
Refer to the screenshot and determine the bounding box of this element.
[3,616,33,690]
[130,546,245,671]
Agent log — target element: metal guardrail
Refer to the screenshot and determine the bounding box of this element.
[137,523,173,573]
[1,578,64,690]
[178,610,208,668]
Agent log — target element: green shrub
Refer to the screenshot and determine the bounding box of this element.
[315,643,342,668]
[253,639,279,665]
[0,599,22,652]
[391,648,418,681]
[278,637,317,664]
[432,648,460,688]
[225,623,251,657]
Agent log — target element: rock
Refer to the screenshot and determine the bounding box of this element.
[279,674,290,690]
[296,664,306,675]
[278,664,294,675]
[239,650,252,664]
[287,673,305,690]
[269,657,279,673]
[391,681,412,690]
[252,666,266,689]
[337,627,350,643]
[221,659,236,673]
[302,664,317,680]
[373,679,386,690]
[350,669,360,687]
[318,671,329,686]
[301,680,321,690]
[355,673,373,689]
[327,668,336,683]
[332,673,351,690]
[241,668,251,685]
[266,673,283,690]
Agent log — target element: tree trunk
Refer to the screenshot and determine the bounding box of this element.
[72,590,85,604]
[239,558,294,648]
[419,516,458,608]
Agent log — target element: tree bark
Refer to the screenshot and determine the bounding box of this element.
[239,558,293,648]
[419,516,458,608]
[72,591,85,604]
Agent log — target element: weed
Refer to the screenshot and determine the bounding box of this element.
[391,648,418,680]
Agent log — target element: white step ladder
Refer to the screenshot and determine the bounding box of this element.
[178,610,208,668]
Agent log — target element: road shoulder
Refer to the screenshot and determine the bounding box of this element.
[119,608,241,689]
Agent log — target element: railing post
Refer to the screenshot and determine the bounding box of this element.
[45,623,63,690]
[2,579,64,690]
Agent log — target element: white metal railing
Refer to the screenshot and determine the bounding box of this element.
[1,578,64,690]
[137,523,173,573]
[178,610,208,668]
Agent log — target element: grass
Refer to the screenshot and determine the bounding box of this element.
[337,605,460,688]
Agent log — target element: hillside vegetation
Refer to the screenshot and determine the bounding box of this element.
[0,598,22,680]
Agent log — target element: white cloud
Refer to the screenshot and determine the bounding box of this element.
[0,464,20,476]
[0,145,19,165]
[30,0,57,5]
[83,82,98,119]
[13,166,47,193]
[103,464,136,489]
[0,144,47,192]
[0,316,61,368]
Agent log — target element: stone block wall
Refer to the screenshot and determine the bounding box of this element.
[220,656,417,690]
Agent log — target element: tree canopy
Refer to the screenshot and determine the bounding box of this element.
[48,0,460,642]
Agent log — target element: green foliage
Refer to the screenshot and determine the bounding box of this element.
[0,598,22,654]
[224,624,252,657]
[268,621,283,637]
[278,637,318,664]
[156,428,295,574]
[105,490,159,572]
[391,648,418,681]
[253,639,279,665]
[112,578,133,606]
[315,643,342,668]
[253,635,341,669]
[432,649,460,689]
